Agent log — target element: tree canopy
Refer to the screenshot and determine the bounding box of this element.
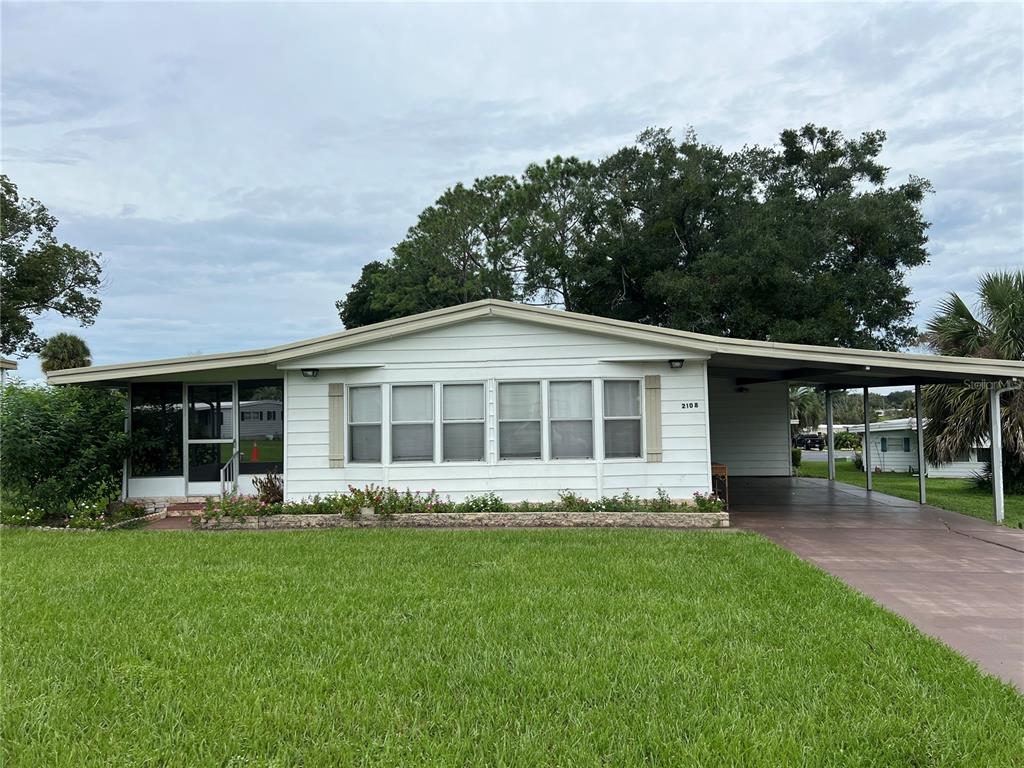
[0,175,104,357]
[337,125,932,351]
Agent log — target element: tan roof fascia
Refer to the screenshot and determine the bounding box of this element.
[45,298,1024,384]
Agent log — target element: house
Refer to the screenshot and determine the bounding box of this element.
[0,357,16,387]
[849,418,989,478]
[45,300,1023,507]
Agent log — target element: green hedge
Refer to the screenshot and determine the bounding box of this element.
[0,380,135,528]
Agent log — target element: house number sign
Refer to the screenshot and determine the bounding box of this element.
[680,401,703,411]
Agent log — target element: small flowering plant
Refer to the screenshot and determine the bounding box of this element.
[691,491,726,514]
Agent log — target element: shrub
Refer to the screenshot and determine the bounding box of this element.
[252,472,284,504]
[207,492,275,520]
[198,485,710,521]
[835,431,861,450]
[791,448,802,468]
[0,381,129,524]
[692,491,726,514]
[853,452,864,471]
[455,493,510,515]
[1,477,144,529]
[973,458,1024,495]
[556,490,597,514]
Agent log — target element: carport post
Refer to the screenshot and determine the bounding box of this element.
[825,390,836,481]
[989,386,1005,525]
[915,385,926,504]
[863,387,872,491]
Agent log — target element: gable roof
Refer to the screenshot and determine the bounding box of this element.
[45,299,1024,385]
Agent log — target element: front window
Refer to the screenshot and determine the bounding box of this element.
[549,381,593,459]
[391,385,434,462]
[880,437,888,452]
[349,386,382,463]
[498,382,541,459]
[603,380,642,458]
[442,384,485,462]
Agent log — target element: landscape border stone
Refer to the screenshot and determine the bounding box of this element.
[197,510,730,530]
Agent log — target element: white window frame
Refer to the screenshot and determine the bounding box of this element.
[497,379,543,461]
[347,384,383,464]
[441,382,487,463]
[390,383,436,463]
[547,379,595,461]
[602,378,644,461]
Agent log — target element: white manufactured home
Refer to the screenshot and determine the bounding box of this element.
[850,418,990,478]
[46,301,1022,509]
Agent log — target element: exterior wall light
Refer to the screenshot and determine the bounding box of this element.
[300,368,319,378]
[669,360,685,369]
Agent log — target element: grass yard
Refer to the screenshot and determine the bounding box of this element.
[3,530,1022,767]
[799,458,1024,528]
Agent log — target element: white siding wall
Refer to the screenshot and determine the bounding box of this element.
[283,317,712,502]
[707,377,791,476]
[864,430,919,474]
[863,429,986,478]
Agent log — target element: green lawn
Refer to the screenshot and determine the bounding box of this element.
[799,458,1024,528]
[3,529,1021,766]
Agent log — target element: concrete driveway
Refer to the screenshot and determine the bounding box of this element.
[731,477,1024,690]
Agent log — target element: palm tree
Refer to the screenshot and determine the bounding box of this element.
[39,333,92,373]
[922,271,1023,487]
[789,386,824,436]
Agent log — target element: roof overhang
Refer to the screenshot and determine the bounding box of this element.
[45,299,1024,387]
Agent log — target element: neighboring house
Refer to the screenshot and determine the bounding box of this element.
[850,418,990,478]
[0,357,16,387]
[44,300,1023,503]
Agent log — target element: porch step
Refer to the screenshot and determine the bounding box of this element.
[166,502,206,517]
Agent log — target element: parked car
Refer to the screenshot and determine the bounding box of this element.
[794,433,825,450]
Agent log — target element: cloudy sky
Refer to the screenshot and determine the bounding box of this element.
[3,1,1022,380]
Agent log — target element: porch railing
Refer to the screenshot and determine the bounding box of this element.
[219,449,243,497]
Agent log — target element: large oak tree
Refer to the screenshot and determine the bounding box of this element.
[336,125,931,352]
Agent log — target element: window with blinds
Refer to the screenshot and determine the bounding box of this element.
[348,386,382,463]
[391,385,434,462]
[342,378,647,465]
[442,383,485,462]
[498,382,541,460]
[549,380,593,459]
[604,380,642,458]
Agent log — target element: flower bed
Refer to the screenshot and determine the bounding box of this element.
[198,486,729,530]
[0,494,148,530]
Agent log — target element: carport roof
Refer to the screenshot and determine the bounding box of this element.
[45,299,1024,387]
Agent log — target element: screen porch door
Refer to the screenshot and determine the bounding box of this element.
[186,383,237,495]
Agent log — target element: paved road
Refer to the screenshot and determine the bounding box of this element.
[731,476,1024,690]
[799,449,856,462]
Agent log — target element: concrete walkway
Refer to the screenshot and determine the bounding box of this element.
[731,477,1024,690]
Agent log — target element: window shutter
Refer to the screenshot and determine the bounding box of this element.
[329,383,345,468]
[644,374,663,463]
